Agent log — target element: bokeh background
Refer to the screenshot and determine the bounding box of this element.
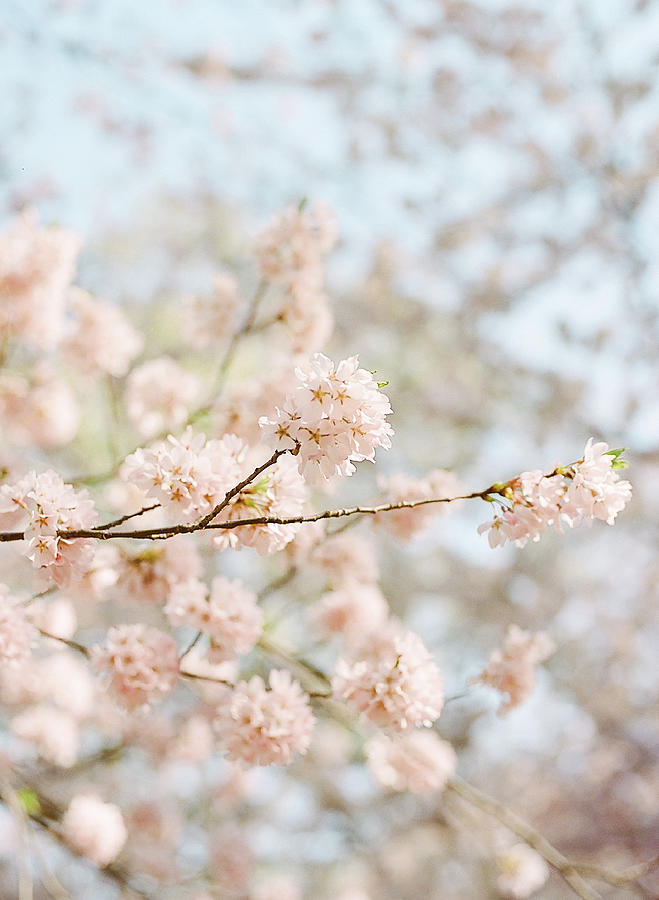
[1,1,658,897]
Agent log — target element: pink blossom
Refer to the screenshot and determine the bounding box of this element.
[365,730,457,793]
[254,202,338,290]
[478,439,632,548]
[0,369,79,449]
[165,575,263,660]
[124,357,201,438]
[0,210,80,348]
[0,470,97,586]
[215,669,315,766]
[181,270,241,348]
[332,624,445,733]
[92,624,179,710]
[62,794,127,866]
[64,286,143,377]
[306,531,380,585]
[495,843,549,898]
[211,452,308,555]
[114,535,202,606]
[11,705,80,767]
[122,427,244,522]
[312,581,389,646]
[209,825,254,897]
[260,353,393,486]
[0,585,36,666]
[474,625,555,714]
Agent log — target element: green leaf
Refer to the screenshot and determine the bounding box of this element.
[18,788,40,817]
[297,197,308,212]
[377,381,389,389]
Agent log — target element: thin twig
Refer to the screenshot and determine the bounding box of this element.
[446,776,602,900]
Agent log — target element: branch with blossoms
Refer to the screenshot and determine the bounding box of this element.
[0,205,641,900]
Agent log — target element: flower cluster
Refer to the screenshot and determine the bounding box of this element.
[0,367,79,449]
[122,427,244,521]
[478,439,632,548]
[64,287,143,377]
[0,210,80,348]
[332,624,444,733]
[495,843,549,899]
[365,730,457,794]
[92,624,179,710]
[260,353,393,485]
[114,536,202,606]
[0,585,36,667]
[0,471,97,586]
[125,357,201,438]
[311,581,389,647]
[474,625,555,714]
[62,794,127,867]
[376,469,464,541]
[254,202,337,290]
[165,575,263,661]
[210,452,308,555]
[181,271,241,349]
[215,669,315,766]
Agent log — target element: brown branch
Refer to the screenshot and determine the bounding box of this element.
[446,776,602,900]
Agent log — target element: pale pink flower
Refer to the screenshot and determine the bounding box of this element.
[276,279,334,354]
[215,669,315,766]
[125,357,201,438]
[332,624,444,733]
[260,353,393,486]
[11,705,79,767]
[0,470,97,586]
[495,843,549,898]
[0,210,80,348]
[92,624,179,710]
[64,286,143,377]
[376,469,464,541]
[211,451,308,555]
[62,794,127,866]
[171,714,214,763]
[312,581,388,646]
[474,625,555,714]
[365,731,456,793]
[181,271,241,348]
[213,367,295,445]
[0,585,36,666]
[254,202,338,290]
[114,535,202,605]
[165,575,263,661]
[123,800,181,881]
[122,427,244,522]
[0,370,79,448]
[478,439,631,548]
[307,531,380,585]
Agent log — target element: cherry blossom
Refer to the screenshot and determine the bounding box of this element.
[64,286,143,377]
[332,623,445,733]
[376,468,464,541]
[260,352,393,485]
[215,669,315,766]
[474,625,555,714]
[181,270,241,348]
[92,624,179,710]
[0,585,36,667]
[365,730,457,794]
[165,575,263,661]
[124,357,202,438]
[0,470,97,586]
[495,843,550,899]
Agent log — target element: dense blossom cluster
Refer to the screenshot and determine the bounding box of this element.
[0,470,97,585]
[478,439,632,548]
[181,271,241,349]
[311,581,389,646]
[64,286,143,377]
[0,585,36,666]
[474,625,556,714]
[332,624,445,733]
[215,669,315,766]
[260,353,394,484]
[92,624,179,710]
[0,210,80,348]
[0,367,80,448]
[166,575,263,661]
[365,730,457,794]
[125,357,202,437]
